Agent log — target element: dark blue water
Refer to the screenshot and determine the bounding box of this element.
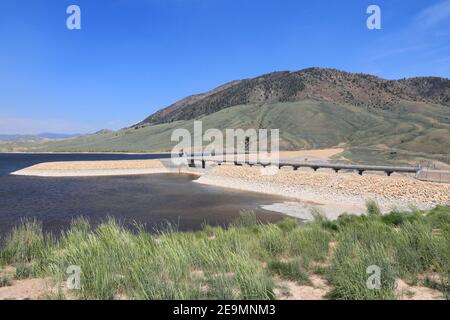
[0,153,284,236]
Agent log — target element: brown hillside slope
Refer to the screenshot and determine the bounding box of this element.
[141,68,450,125]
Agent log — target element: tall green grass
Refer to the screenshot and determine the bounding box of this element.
[0,219,51,265]
[0,205,448,300]
[326,204,450,299]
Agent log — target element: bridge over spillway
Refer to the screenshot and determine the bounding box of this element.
[182,156,421,177]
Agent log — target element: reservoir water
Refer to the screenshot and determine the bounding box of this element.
[0,153,285,236]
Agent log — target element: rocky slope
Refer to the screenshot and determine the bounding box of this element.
[140,68,450,125]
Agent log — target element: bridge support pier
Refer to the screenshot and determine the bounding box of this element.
[184,155,419,177]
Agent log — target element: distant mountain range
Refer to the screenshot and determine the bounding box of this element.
[2,68,449,167]
[0,133,80,142]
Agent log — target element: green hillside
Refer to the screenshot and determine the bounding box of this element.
[8,99,449,167]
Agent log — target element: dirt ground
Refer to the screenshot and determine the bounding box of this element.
[274,274,331,300]
[278,148,344,160]
[0,279,49,300]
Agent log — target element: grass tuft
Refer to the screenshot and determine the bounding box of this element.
[0,275,13,287]
[230,210,260,228]
[366,199,382,216]
[268,259,310,285]
[1,219,51,265]
[15,263,34,280]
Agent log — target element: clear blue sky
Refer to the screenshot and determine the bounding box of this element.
[1,0,449,134]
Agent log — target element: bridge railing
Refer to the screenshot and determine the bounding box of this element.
[178,153,421,176]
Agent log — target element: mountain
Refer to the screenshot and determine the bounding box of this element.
[0,133,80,142]
[94,129,114,135]
[37,133,81,139]
[2,68,449,167]
[139,68,450,125]
[0,134,40,142]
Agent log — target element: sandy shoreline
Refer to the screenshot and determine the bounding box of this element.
[11,159,173,177]
[12,168,172,177]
